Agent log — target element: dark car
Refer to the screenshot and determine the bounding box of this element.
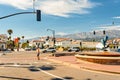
[117,48,120,52]
[68,47,80,52]
[31,47,36,51]
[42,47,56,53]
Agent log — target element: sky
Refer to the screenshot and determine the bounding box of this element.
[0,0,120,39]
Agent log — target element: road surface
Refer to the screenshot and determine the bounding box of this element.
[0,51,119,80]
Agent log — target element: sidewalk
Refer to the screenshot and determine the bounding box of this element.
[46,56,120,74]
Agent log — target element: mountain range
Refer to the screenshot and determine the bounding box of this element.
[56,30,120,41]
[27,30,120,41]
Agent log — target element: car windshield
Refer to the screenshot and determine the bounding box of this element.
[73,47,79,49]
[48,48,54,49]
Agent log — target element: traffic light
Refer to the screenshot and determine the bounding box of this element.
[80,42,82,46]
[36,10,41,21]
[103,30,105,35]
[93,31,96,35]
[46,36,49,41]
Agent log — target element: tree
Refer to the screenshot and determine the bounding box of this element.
[6,40,14,51]
[17,37,20,40]
[21,43,28,49]
[21,36,25,42]
[26,40,29,43]
[7,29,14,50]
[7,29,13,39]
[22,36,24,39]
[17,37,20,51]
[8,36,11,40]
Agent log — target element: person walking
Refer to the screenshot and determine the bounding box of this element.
[36,47,40,60]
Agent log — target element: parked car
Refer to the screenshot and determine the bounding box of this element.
[42,47,56,53]
[25,48,31,51]
[68,47,80,52]
[117,47,120,52]
[31,47,36,51]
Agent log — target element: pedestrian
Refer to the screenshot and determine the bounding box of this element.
[36,47,40,60]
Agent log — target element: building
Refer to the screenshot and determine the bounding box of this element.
[29,40,45,48]
[29,36,101,48]
[55,38,71,47]
[29,37,79,48]
[0,34,8,50]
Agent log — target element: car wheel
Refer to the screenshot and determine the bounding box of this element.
[75,50,79,52]
[43,50,46,53]
[68,50,71,52]
[52,50,55,53]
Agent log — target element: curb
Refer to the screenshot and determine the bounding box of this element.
[81,67,120,74]
[46,58,120,74]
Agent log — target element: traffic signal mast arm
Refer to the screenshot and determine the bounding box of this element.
[0,10,41,21]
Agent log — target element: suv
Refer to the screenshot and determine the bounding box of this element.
[42,47,56,53]
[68,47,80,52]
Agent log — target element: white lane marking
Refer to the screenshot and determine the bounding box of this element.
[38,68,69,80]
[34,61,52,65]
[13,63,20,67]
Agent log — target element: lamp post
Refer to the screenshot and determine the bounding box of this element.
[47,29,55,48]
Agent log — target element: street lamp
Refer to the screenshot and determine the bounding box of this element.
[47,29,55,48]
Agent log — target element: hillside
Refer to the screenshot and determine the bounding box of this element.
[26,30,120,41]
[56,30,120,41]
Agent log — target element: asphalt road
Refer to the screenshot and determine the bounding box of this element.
[0,51,120,80]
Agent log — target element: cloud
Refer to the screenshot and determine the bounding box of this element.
[36,0,100,17]
[113,16,120,19]
[0,0,32,10]
[97,25,120,30]
[56,32,67,36]
[0,0,100,17]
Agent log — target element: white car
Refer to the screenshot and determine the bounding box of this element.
[42,47,56,53]
[25,48,31,51]
[68,47,80,52]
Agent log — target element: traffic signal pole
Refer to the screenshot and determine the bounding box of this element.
[0,10,41,21]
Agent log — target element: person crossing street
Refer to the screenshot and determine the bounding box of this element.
[36,47,40,60]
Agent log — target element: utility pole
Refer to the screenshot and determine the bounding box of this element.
[33,0,35,12]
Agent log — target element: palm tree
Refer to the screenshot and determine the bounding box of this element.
[7,29,13,40]
[7,29,13,50]
[17,37,20,51]
[22,36,24,40]
[22,36,24,42]
[17,37,20,41]
[8,36,11,40]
